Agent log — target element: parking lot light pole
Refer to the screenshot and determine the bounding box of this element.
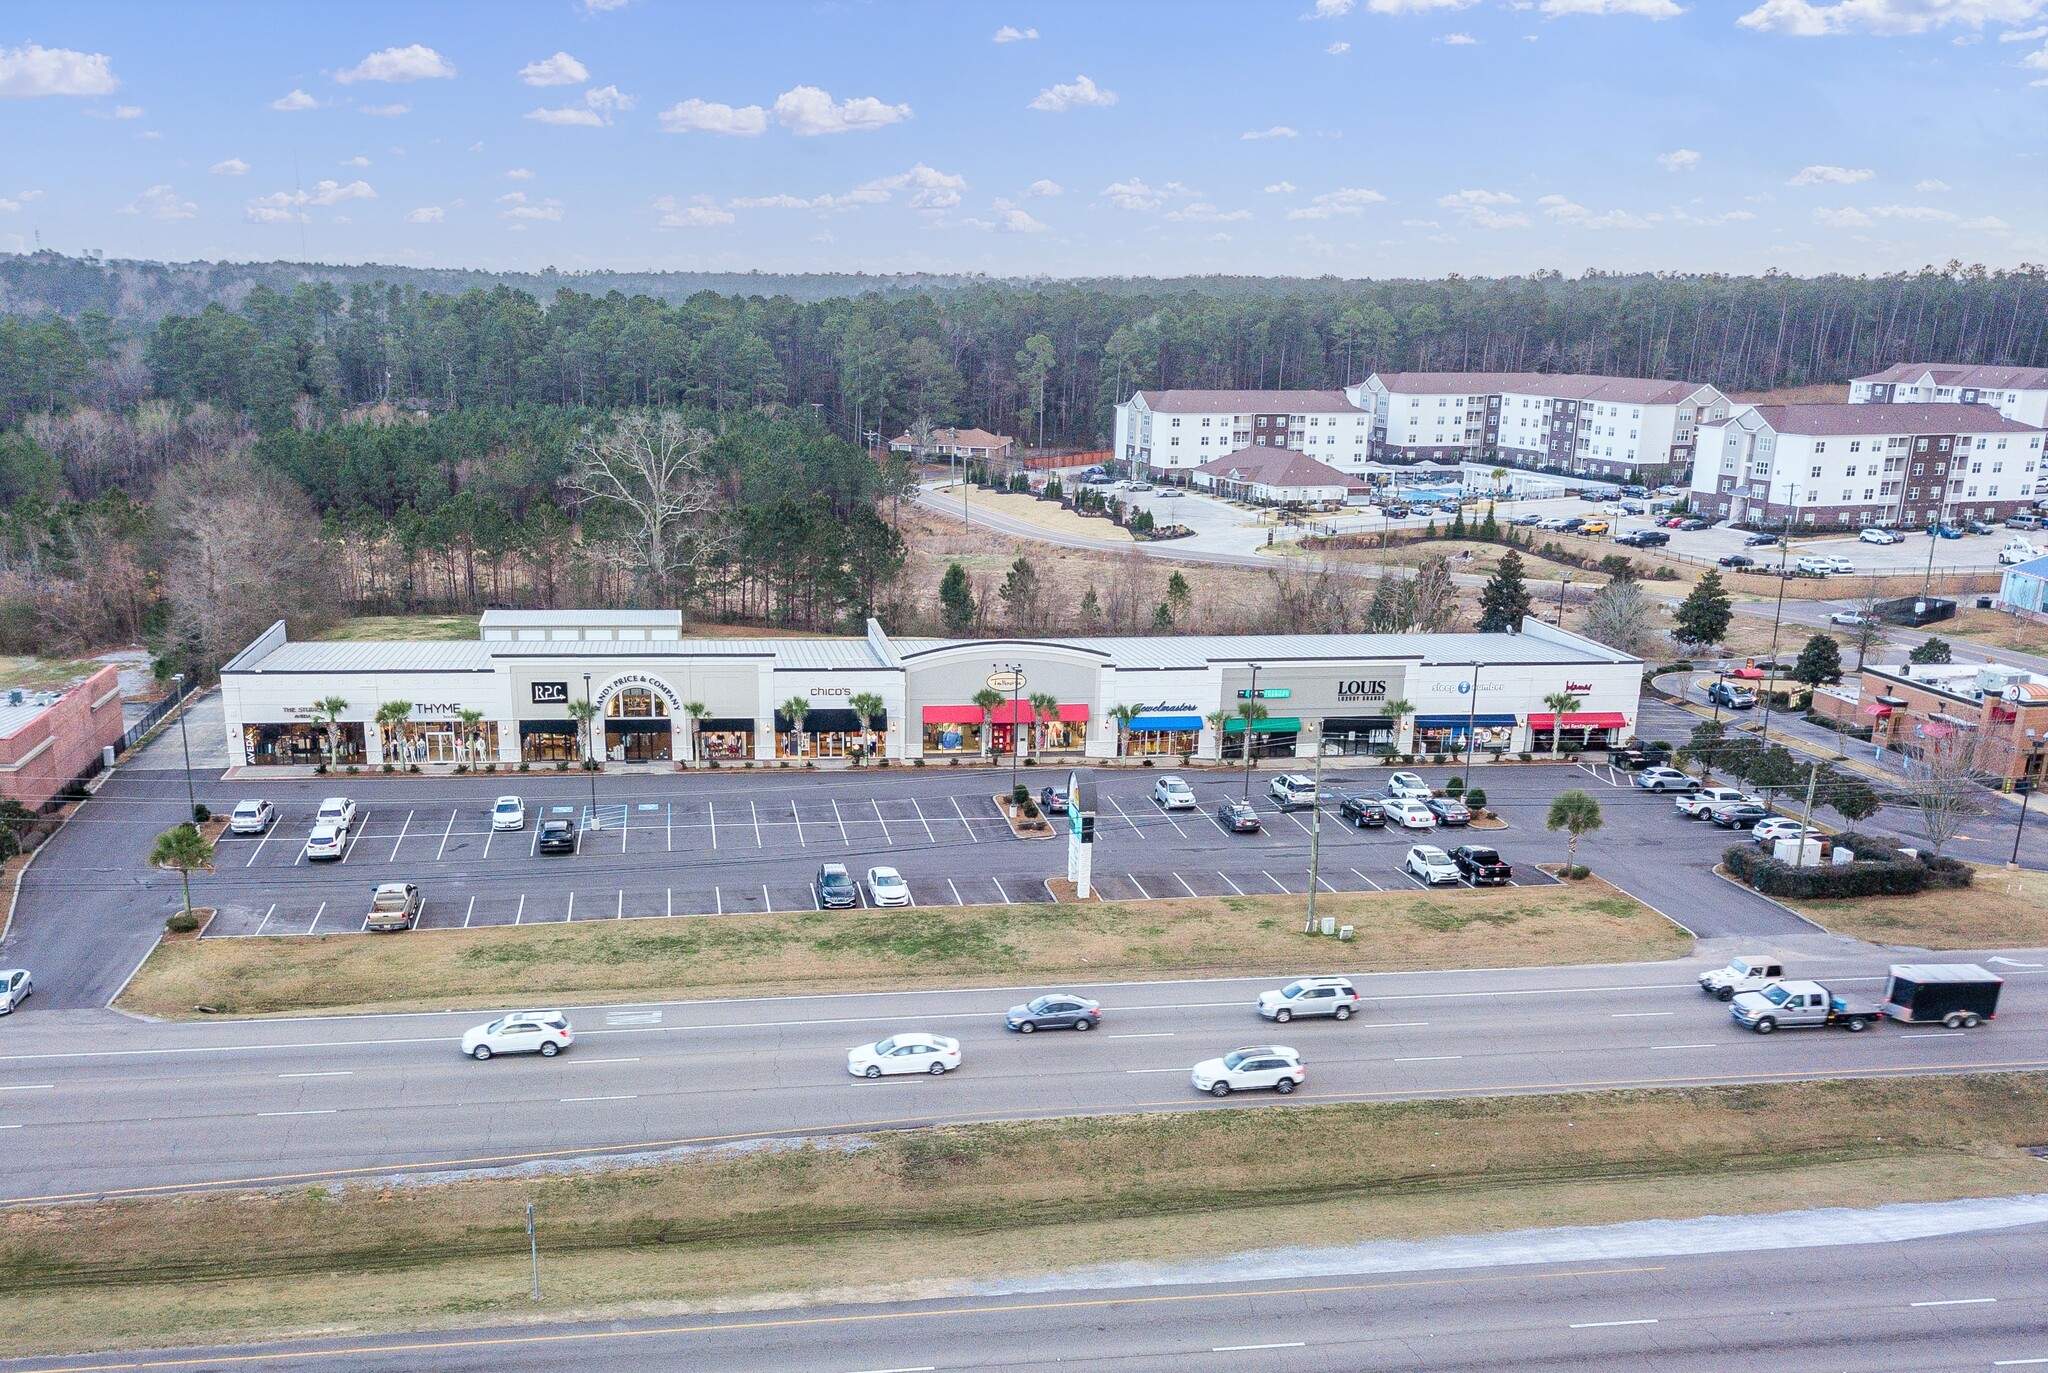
[583,673,598,826]
[1305,727,1329,936]
[1461,661,1482,795]
[1241,662,1261,799]
[170,672,195,819]
[2011,786,2033,871]
[996,662,1022,792]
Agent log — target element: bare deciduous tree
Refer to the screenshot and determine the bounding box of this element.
[155,452,333,667]
[1268,559,1355,635]
[1892,725,1992,859]
[1580,578,1664,658]
[562,411,731,602]
[1407,554,1462,633]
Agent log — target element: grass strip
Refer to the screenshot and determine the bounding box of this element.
[1781,862,2047,949]
[3,1073,2043,1356]
[118,879,1688,1019]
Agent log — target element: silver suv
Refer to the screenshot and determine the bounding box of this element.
[1268,774,1318,811]
[1256,977,1359,1022]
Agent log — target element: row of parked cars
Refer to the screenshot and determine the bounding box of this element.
[1632,766,1824,840]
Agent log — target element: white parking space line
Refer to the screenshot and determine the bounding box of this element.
[1127,873,1152,899]
[529,824,540,858]
[1260,870,1289,894]
[668,888,674,918]
[617,890,624,920]
[1217,871,1245,895]
[715,887,723,915]
[464,895,476,928]
[910,798,937,844]
[340,824,366,863]
[482,823,496,860]
[762,884,772,913]
[1316,874,1338,893]
[440,808,464,861]
[514,894,526,924]
[791,800,805,847]
[951,795,979,843]
[871,798,893,845]
[1175,872,1198,897]
[1106,794,1145,836]
[666,802,674,853]
[1348,867,1383,892]
[832,798,850,845]
[750,800,763,848]
[254,903,277,936]
[0,1083,53,1091]
[1285,811,1313,835]
[991,877,1011,904]
[566,892,576,921]
[948,879,964,905]
[311,901,325,928]
[387,809,413,863]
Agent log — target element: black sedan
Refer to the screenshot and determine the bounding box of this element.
[1425,796,1471,826]
[1710,802,1772,829]
[1338,794,1387,828]
[1718,553,1757,568]
[1005,994,1102,1033]
[1744,532,1780,547]
[1039,785,1069,817]
[1452,844,1512,885]
[1217,799,1262,833]
[536,818,577,854]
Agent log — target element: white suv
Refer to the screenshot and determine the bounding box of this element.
[1676,786,1761,818]
[1268,774,1318,811]
[1152,775,1197,810]
[1191,1045,1305,1097]
[1385,771,1432,799]
[1257,977,1359,1022]
[1634,766,1697,793]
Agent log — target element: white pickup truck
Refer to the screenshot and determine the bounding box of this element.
[1730,980,1882,1034]
[1698,955,1786,1002]
[1676,786,1762,819]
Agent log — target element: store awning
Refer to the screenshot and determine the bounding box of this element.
[1224,716,1303,734]
[1528,712,1628,730]
[775,708,873,733]
[1130,713,1202,732]
[1729,667,1767,680]
[987,701,1091,725]
[1861,703,1894,718]
[1414,714,1519,729]
[923,705,984,725]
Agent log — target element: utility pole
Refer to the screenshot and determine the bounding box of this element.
[1241,663,1261,799]
[170,672,195,819]
[527,1200,540,1300]
[1759,482,1799,743]
[1461,660,1482,795]
[1556,571,1571,625]
[1797,758,1822,861]
[1305,727,1327,935]
[2011,786,2033,871]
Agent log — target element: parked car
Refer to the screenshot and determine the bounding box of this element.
[1619,501,1646,515]
[1677,786,1762,818]
[1793,555,1837,576]
[1859,527,1901,545]
[1190,1045,1305,1097]
[2001,540,2042,565]
[1384,797,1437,829]
[302,823,346,862]
[0,967,30,1014]
[1611,744,1672,771]
[1404,844,1462,886]
[1451,844,1511,885]
[1217,799,1262,833]
[1710,802,1773,829]
[1617,529,1669,548]
[1620,484,1649,498]
[536,818,577,854]
[1717,553,1757,569]
[364,881,423,933]
[1005,993,1101,1033]
[1424,796,1471,826]
[1257,977,1359,1022]
[1731,981,1880,1034]
[1678,518,1710,531]
[1828,610,1871,627]
[1753,817,1823,847]
[462,1010,573,1060]
[1967,519,1997,535]
[2006,513,2045,530]
[1383,505,1411,518]
[1698,955,1786,1001]
[1152,775,1197,810]
[1269,773,1319,811]
[1579,520,1610,536]
[1661,516,1688,529]
[1705,681,1757,710]
[1634,766,1697,793]
[816,862,859,909]
[491,796,526,831]
[315,797,358,830]
[1039,785,1069,817]
[1511,513,1543,526]
[1559,517,1587,533]
[1744,532,1780,547]
[228,799,277,835]
[848,1032,959,1077]
[1928,523,1964,539]
[1338,793,1387,828]
[1385,771,1432,798]
[1879,963,2002,1027]
[1128,481,1154,492]
[865,866,911,907]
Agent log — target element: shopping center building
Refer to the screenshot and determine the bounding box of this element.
[220,611,1644,767]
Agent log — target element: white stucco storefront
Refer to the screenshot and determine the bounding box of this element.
[220,613,1644,767]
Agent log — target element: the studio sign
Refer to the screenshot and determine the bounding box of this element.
[1336,678,1388,703]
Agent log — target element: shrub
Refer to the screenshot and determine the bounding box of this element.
[518,762,531,772]
[1012,783,1031,806]
[314,763,328,775]
[165,911,202,934]
[1465,787,1487,811]
[453,763,469,774]
[1722,831,1975,899]
[914,758,926,767]
[382,763,396,774]
[556,761,569,772]
[191,803,211,824]
[345,765,360,775]
[1563,864,1591,880]
[1445,776,1465,796]
[408,763,420,774]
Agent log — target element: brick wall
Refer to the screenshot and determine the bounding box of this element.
[0,664,127,810]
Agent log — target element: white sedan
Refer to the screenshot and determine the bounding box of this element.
[1385,771,1433,799]
[1384,797,1437,829]
[1403,845,1462,886]
[848,1032,960,1078]
[1828,610,1871,627]
[866,866,912,907]
[491,795,527,831]
[0,968,30,1014]
[1859,527,1901,545]
[1152,775,1197,810]
[460,1010,573,1060]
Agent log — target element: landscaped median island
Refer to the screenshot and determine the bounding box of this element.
[118,878,1687,1020]
[1774,862,2047,949]
[5,1073,2045,1357]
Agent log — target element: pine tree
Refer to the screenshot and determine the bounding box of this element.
[1791,633,1843,686]
[1910,636,1953,665]
[1672,569,1734,649]
[1476,550,1532,632]
[1478,501,1500,542]
[1449,506,1467,538]
[939,561,976,633]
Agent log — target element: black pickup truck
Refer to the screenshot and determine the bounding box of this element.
[1451,844,1511,885]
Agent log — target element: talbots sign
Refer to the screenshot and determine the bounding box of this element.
[1335,678,1389,703]
[986,669,1027,693]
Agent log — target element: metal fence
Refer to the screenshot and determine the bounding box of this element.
[118,676,196,755]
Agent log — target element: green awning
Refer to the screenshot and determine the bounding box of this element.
[1224,716,1303,734]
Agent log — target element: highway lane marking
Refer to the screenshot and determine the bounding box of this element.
[1902,1031,1967,1039]
[1912,1297,1996,1306]
[277,1071,352,1079]
[1995,1358,2048,1366]
[573,1057,642,1065]
[257,1109,334,1117]
[1649,1043,1718,1050]
[1611,1011,1675,1018]
[560,1095,638,1103]
[1214,1343,1305,1353]
[1570,1318,1657,1329]
[0,1265,1667,1373]
[1127,1068,1185,1074]
[1395,1055,1462,1062]
[1108,1032,1175,1039]
[847,1366,935,1373]
[0,1083,53,1090]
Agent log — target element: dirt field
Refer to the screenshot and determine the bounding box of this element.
[1936,607,2048,659]
[120,879,1687,1020]
[1278,535,1607,587]
[1783,862,2048,948]
[927,482,1135,542]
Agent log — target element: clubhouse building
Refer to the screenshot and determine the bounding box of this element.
[221,611,1644,768]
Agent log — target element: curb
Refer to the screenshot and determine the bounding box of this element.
[1709,864,1828,935]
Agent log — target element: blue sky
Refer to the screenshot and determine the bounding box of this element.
[2,0,2043,277]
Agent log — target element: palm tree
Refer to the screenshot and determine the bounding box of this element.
[457,708,487,765]
[780,695,812,758]
[311,696,350,765]
[1204,709,1230,761]
[149,822,214,923]
[1542,690,1583,758]
[1109,702,1139,759]
[972,687,1005,759]
[848,691,885,759]
[1381,697,1415,758]
[682,701,709,765]
[373,700,412,765]
[567,698,600,765]
[1546,789,1604,871]
[1027,691,1060,755]
[1235,697,1269,763]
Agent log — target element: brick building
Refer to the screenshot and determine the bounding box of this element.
[0,664,127,810]
[1817,659,2048,788]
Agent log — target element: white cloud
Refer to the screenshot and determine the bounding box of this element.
[1438,31,1480,42]
[654,196,736,228]
[1869,202,1960,220]
[1438,188,1529,228]
[1310,0,1356,13]
[336,44,455,84]
[2001,23,2048,37]
[1812,205,1874,227]
[967,202,1051,233]
[519,52,589,86]
[1657,148,1702,171]
[1165,201,1252,222]
[16,190,42,201]
[405,206,443,223]
[527,84,633,127]
[1789,163,1873,184]
[504,167,534,179]
[658,98,767,135]
[1328,39,1353,51]
[86,103,144,119]
[993,24,1039,41]
[245,178,376,223]
[341,155,371,167]
[209,157,249,176]
[1961,214,2010,228]
[1242,125,1298,139]
[122,184,195,220]
[1025,179,1065,196]
[1538,193,1652,228]
[1264,181,1299,193]
[1739,0,2045,35]
[0,43,118,98]
[1438,188,1519,205]
[773,85,911,134]
[269,88,318,111]
[1540,0,1685,16]
[731,163,967,213]
[582,0,631,10]
[360,103,410,117]
[2023,37,2048,63]
[1101,177,1195,211]
[1028,74,1118,111]
[1365,0,1478,11]
[504,197,564,222]
[1400,217,1442,227]
[1915,177,1951,190]
[1286,186,1387,218]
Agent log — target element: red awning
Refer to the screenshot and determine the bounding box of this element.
[922,706,984,725]
[1919,720,1956,740]
[929,702,1092,726]
[1861,703,1894,718]
[1729,667,1767,680]
[1528,712,1629,730]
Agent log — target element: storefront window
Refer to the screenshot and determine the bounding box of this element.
[606,688,668,720]
[244,722,366,767]
[922,720,983,754]
[385,719,498,765]
[1127,729,1199,758]
[1321,716,1393,757]
[520,721,580,763]
[605,719,672,763]
[695,717,755,761]
[775,708,870,759]
[1220,731,1297,761]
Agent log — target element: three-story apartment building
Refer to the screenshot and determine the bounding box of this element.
[1113,389,1369,479]
[1850,363,2048,428]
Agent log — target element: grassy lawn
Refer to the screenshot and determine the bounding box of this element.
[1781,862,2048,949]
[121,879,1688,1019]
[4,1073,2040,1357]
[315,614,481,641]
[1937,607,2048,659]
[0,654,105,691]
[1278,536,1608,587]
[928,482,1134,542]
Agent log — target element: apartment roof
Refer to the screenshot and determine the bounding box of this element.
[1734,402,2042,437]
[1132,389,1363,415]
[890,426,1013,449]
[1856,363,2048,391]
[1371,372,1714,406]
[1195,446,1352,489]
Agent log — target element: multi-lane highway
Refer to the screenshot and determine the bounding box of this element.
[4,948,2041,1205]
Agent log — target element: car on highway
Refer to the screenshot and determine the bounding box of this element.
[536,818,577,854]
[1753,817,1824,846]
[1257,976,1358,1023]
[1859,527,1901,545]
[1710,801,1773,829]
[1676,786,1762,818]
[1385,771,1432,798]
[461,1010,573,1060]
[1452,844,1511,885]
[365,881,423,933]
[302,822,346,862]
[1337,793,1387,828]
[1269,773,1319,811]
[1005,994,1102,1033]
[1424,796,1470,826]
[1744,532,1780,547]
[1152,775,1197,810]
[1403,844,1462,886]
[315,797,358,831]
[228,799,277,835]
[817,862,859,909]
[0,967,30,1014]
[1731,981,1880,1034]
[1384,797,1437,829]
[491,796,526,830]
[848,1032,959,1077]
[1191,1045,1305,1097]
[1217,799,1262,833]
[1717,553,1758,569]
[865,866,911,907]
[1039,785,1069,816]
[1698,955,1787,1001]
[1633,766,1698,794]
[1828,610,1872,627]
[1705,681,1757,710]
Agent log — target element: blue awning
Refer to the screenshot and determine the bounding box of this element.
[1414,714,1518,729]
[1129,713,1202,732]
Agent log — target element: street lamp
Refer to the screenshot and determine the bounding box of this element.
[1556,571,1572,625]
[2011,785,2033,871]
[171,672,195,819]
[995,662,1023,792]
[583,672,598,827]
[1305,725,1333,936]
[1461,660,1483,795]
[1241,662,1262,799]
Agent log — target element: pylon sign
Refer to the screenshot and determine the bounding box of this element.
[1067,767,1095,898]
